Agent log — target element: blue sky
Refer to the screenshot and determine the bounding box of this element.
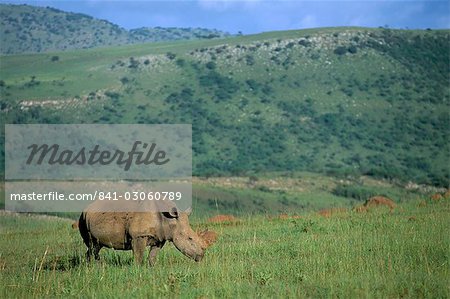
[1,1,449,34]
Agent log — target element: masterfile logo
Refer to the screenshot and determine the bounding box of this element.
[5,124,192,212]
[6,124,191,180]
[26,141,170,171]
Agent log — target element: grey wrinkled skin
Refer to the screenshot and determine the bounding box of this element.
[78,201,206,266]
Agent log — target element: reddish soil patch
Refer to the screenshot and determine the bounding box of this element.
[318,208,347,217]
[197,229,218,248]
[365,196,396,210]
[278,213,290,220]
[431,193,443,201]
[207,214,237,223]
[355,196,396,212]
[71,221,79,229]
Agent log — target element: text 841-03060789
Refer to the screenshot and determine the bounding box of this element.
[97,191,182,201]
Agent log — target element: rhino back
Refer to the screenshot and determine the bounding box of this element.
[86,212,131,249]
[85,211,163,249]
[127,212,161,240]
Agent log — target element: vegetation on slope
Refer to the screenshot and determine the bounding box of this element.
[1,27,448,186]
[0,4,230,54]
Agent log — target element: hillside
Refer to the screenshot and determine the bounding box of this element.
[0,27,449,187]
[0,4,230,54]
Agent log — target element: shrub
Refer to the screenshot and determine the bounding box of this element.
[298,40,311,47]
[105,91,120,99]
[332,184,378,201]
[120,77,129,84]
[205,61,216,70]
[128,57,139,69]
[334,46,347,55]
[166,52,176,60]
[246,79,260,91]
[348,45,358,54]
[286,42,295,49]
[175,58,185,67]
[245,54,255,66]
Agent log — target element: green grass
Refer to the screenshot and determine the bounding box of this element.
[1,197,448,298]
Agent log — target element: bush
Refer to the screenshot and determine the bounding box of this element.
[348,45,358,54]
[105,91,120,99]
[298,40,311,47]
[205,61,216,70]
[128,57,139,69]
[245,54,255,66]
[175,58,185,67]
[166,52,176,60]
[332,184,379,201]
[246,79,260,91]
[334,46,347,55]
[120,77,129,84]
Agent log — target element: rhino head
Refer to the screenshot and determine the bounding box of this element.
[163,207,206,262]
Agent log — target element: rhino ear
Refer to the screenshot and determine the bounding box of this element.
[163,207,178,219]
[185,207,192,215]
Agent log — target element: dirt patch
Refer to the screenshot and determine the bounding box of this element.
[355,196,396,212]
[207,214,237,223]
[197,229,218,248]
[431,193,443,201]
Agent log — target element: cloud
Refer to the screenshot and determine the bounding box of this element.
[196,0,261,11]
[298,14,318,29]
[1,0,447,33]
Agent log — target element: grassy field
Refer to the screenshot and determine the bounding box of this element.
[1,195,448,298]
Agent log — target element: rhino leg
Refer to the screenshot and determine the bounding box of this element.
[79,213,101,262]
[148,241,166,266]
[132,237,147,265]
[86,242,102,262]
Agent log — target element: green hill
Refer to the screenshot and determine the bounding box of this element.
[0,26,449,186]
[0,4,230,54]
